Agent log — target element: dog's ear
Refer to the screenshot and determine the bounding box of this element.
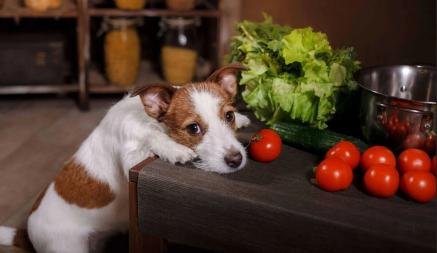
[207,62,248,98]
[130,84,176,120]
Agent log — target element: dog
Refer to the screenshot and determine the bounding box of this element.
[0,63,251,253]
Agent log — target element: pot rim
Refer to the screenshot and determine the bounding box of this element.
[357,65,436,106]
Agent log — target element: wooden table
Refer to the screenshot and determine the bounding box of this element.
[129,124,436,253]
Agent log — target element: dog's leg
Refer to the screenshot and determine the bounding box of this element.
[148,130,198,164]
[120,140,154,178]
[120,128,197,178]
[235,112,251,129]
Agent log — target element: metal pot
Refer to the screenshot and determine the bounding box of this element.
[357,65,436,155]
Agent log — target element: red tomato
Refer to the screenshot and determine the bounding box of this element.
[315,157,353,192]
[400,171,436,203]
[392,123,408,142]
[249,129,282,162]
[402,132,426,149]
[364,164,399,198]
[325,141,361,169]
[398,148,431,174]
[360,146,396,171]
[431,156,436,175]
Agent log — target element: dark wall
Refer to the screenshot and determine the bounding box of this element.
[241,0,436,67]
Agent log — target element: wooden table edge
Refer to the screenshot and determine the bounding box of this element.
[129,157,157,183]
[129,156,166,253]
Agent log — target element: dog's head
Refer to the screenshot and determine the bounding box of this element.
[132,63,247,173]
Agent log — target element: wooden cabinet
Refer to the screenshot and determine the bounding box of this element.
[0,0,232,110]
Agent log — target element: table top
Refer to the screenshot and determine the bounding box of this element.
[130,119,436,253]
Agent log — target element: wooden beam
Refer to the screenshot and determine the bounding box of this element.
[89,8,221,17]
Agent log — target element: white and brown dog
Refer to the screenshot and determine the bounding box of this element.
[0,63,250,253]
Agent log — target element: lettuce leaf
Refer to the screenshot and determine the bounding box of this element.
[228,16,360,129]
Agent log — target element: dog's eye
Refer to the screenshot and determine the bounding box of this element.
[186,123,201,135]
[225,111,235,123]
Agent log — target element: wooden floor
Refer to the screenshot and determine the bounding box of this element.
[0,96,120,252]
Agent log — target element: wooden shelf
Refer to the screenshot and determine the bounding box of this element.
[88,61,164,94]
[0,0,233,110]
[88,8,222,18]
[89,85,127,94]
[0,0,78,18]
[0,84,78,94]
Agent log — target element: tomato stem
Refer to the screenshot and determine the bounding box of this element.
[251,134,263,142]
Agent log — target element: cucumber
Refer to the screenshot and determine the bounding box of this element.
[271,122,368,154]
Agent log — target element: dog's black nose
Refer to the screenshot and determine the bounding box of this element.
[224,150,242,168]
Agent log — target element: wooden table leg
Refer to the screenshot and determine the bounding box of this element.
[129,181,167,253]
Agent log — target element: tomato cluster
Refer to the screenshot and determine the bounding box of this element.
[313,142,437,203]
[379,110,436,155]
[313,141,359,192]
[396,148,436,203]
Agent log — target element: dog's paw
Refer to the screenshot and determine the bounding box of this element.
[161,144,197,165]
[235,113,251,129]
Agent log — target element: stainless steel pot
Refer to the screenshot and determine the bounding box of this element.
[357,65,436,155]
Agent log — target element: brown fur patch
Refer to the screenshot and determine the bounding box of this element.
[163,88,205,148]
[162,82,235,148]
[30,185,48,214]
[220,103,237,130]
[13,229,35,252]
[54,159,115,209]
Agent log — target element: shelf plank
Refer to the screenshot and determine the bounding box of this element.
[89,8,222,18]
[0,85,78,94]
[0,0,78,18]
[89,85,129,94]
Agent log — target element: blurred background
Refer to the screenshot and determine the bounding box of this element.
[0,0,434,108]
[0,0,435,252]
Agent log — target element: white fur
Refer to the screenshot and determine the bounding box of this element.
[235,113,251,129]
[26,96,198,253]
[20,93,249,253]
[190,90,247,173]
[0,226,16,246]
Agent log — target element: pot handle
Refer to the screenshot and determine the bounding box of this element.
[376,102,433,115]
[376,102,433,131]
